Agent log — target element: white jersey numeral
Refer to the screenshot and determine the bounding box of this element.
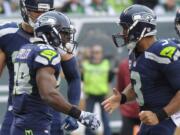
[131,71,144,106]
[13,62,32,95]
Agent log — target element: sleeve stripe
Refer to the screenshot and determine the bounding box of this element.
[0,28,18,37]
[173,50,180,61]
[52,54,61,65]
[35,55,49,65]
[145,51,171,64]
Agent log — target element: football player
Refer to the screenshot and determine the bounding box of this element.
[10,10,100,135]
[175,9,180,38]
[0,0,81,135]
[174,9,180,44]
[102,4,180,135]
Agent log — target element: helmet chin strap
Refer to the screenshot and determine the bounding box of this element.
[42,34,49,45]
[28,17,35,28]
[127,42,136,50]
[138,27,147,42]
[127,28,147,50]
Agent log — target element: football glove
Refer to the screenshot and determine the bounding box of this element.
[78,111,100,130]
[61,116,79,132]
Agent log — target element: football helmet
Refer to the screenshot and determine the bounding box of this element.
[175,9,180,37]
[34,11,77,54]
[112,4,157,50]
[20,0,54,27]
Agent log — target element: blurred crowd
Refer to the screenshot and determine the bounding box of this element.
[0,0,180,16]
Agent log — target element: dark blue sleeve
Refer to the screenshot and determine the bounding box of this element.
[162,60,180,92]
[61,57,81,105]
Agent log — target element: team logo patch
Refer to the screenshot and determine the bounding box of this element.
[40,49,57,61]
[25,129,33,135]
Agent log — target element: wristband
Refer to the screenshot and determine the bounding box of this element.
[68,106,81,119]
[120,93,127,104]
[154,109,168,122]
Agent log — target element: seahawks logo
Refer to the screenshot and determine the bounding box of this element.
[35,16,57,28]
[133,13,156,24]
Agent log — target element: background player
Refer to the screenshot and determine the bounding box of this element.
[173,8,180,135]
[175,9,180,39]
[11,10,100,135]
[0,0,81,134]
[102,4,180,135]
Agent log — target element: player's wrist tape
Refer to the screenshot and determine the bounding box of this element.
[154,109,168,122]
[120,93,127,104]
[68,106,81,119]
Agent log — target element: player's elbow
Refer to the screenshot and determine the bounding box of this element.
[40,91,50,103]
[40,90,57,104]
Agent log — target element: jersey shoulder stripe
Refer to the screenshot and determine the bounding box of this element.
[0,22,18,29]
[145,51,171,64]
[0,22,19,37]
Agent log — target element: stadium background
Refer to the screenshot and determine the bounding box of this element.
[0,14,178,134]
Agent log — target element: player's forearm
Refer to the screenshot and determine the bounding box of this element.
[163,91,180,116]
[42,89,83,120]
[43,89,72,114]
[67,79,81,105]
[122,83,136,102]
[0,49,6,76]
[61,57,81,105]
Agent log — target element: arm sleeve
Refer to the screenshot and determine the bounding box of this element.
[61,57,81,105]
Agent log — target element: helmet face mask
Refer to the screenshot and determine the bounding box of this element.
[112,4,157,50]
[34,11,78,54]
[112,23,129,47]
[58,27,78,54]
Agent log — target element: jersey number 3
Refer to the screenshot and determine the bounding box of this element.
[131,71,144,106]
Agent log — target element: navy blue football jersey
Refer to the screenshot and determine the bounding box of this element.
[129,39,180,111]
[12,43,61,129]
[0,22,34,107]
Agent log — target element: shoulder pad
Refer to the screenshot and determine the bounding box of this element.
[35,47,60,66]
[145,40,180,64]
[0,22,19,37]
[0,22,18,29]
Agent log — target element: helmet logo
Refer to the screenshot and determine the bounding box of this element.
[38,3,50,11]
[133,13,156,24]
[133,14,141,21]
[38,16,57,26]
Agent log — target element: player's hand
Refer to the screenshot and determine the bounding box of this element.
[61,116,79,132]
[101,88,121,114]
[78,111,100,130]
[139,111,159,125]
